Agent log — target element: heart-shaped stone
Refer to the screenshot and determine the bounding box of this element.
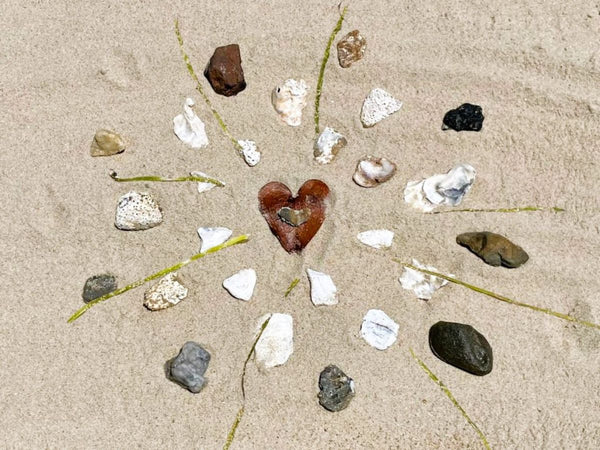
[258,180,330,253]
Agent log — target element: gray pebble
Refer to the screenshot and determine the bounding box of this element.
[82,274,117,303]
[318,365,355,412]
[167,342,211,393]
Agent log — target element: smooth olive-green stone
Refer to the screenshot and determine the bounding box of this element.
[456,231,529,268]
[277,207,310,227]
[90,129,125,156]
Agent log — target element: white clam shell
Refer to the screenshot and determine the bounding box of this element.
[271,79,308,127]
[114,191,163,231]
[353,156,397,187]
[238,140,260,166]
[255,313,294,368]
[404,164,476,212]
[313,127,347,164]
[173,98,209,149]
[190,171,224,193]
[399,259,450,300]
[143,273,188,310]
[360,88,402,127]
[306,269,338,306]
[223,268,257,301]
[197,227,232,253]
[361,309,399,350]
[357,229,394,249]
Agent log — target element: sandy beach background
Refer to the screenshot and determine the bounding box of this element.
[1,0,599,447]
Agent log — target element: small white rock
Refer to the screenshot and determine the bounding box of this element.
[143,273,188,310]
[223,268,257,301]
[255,313,294,368]
[357,230,394,249]
[306,269,338,306]
[399,259,450,301]
[360,309,399,350]
[173,98,209,149]
[360,88,403,127]
[190,171,224,194]
[404,164,476,212]
[238,140,261,166]
[197,227,232,253]
[313,127,347,164]
[271,79,309,126]
[114,191,163,231]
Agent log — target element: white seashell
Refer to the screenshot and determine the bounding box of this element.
[271,79,308,127]
[404,164,476,212]
[255,313,294,368]
[360,88,402,127]
[197,227,232,253]
[190,171,224,193]
[357,230,394,249]
[238,140,261,166]
[361,309,399,350]
[114,191,163,231]
[353,156,397,187]
[313,127,347,164]
[143,273,188,310]
[223,268,257,301]
[173,98,209,149]
[306,269,338,306]
[399,259,450,300]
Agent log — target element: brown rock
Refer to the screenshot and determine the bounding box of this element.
[258,180,330,253]
[203,44,246,96]
[456,231,529,268]
[337,30,366,68]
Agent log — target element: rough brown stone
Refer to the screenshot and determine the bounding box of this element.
[337,30,366,68]
[203,44,246,96]
[456,231,529,268]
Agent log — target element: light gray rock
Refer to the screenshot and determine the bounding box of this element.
[167,342,211,393]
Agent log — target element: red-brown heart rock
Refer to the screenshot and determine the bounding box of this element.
[258,180,330,253]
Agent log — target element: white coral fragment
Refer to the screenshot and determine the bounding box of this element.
[306,269,338,306]
[143,273,188,310]
[399,259,450,300]
[173,98,209,149]
[271,79,308,126]
[313,127,347,164]
[255,313,294,368]
[114,191,163,231]
[223,268,257,302]
[404,164,476,212]
[360,88,402,127]
[197,227,232,253]
[357,230,394,249]
[238,140,261,166]
[361,309,399,350]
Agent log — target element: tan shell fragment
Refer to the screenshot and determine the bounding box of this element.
[337,30,366,68]
[90,129,125,156]
[144,273,188,311]
[353,156,397,187]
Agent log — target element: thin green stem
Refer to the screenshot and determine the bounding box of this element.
[68,235,249,323]
[394,260,600,330]
[284,278,300,297]
[431,206,565,214]
[223,316,271,450]
[174,19,242,152]
[109,170,224,186]
[409,348,491,450]
[314,6,348,136]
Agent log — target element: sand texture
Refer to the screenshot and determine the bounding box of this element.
[1,0,600,448]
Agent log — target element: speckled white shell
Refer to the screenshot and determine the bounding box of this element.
[114,191,163,231]
[173,98,209,149]
[238,140,260,166]
[143,273,188,310]
[271,79,308,127]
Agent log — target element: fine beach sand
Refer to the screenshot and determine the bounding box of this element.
[1,0,600,448]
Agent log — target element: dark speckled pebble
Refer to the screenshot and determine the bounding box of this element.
[318,365,355,412]
[429,321,493,376]
[442,103,484,131]
[82,274,117,303]
[167,342,211,393]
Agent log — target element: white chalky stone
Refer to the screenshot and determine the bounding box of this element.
[306,269,338,306]
[357,230,394,249]
[399,259,450,300]
[197,227,232,253]
[361,309,399,350]
[255,313,294,368]
[223,268,257,301]
[173,98,209,149]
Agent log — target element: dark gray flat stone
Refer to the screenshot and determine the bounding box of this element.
[318,365,355,412]
[82,274,117,303]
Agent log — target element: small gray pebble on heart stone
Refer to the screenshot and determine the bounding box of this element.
[82,274,117,303]
[429,321,493,376]
[318,365,355,412]
[167,342,211,393]
[456,231,529,268]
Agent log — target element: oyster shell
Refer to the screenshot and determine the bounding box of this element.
[314,127,347,164]
[173,98,209,149]
[353,156,397,187]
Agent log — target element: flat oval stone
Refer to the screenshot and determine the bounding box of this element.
[318,365,355,412]
[429,321,493,376]
[456,231,529,268]
[167,342,211,393]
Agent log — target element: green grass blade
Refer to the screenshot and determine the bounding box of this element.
[431,206,564,214]
[109,170,224,186]
[314,6,347,136]
[284,278,300,297]
[410,348,491,449]
[394,259,600,330]
[68,235,249,323]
